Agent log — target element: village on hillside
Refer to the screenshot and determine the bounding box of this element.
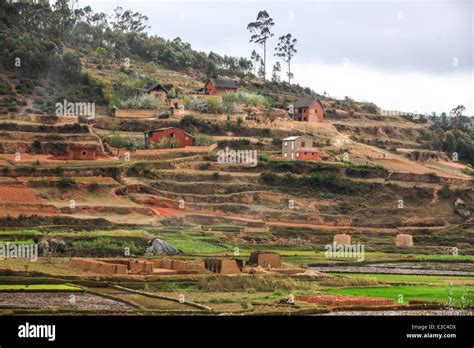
[0,0,472,324]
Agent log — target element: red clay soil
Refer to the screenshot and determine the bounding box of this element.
[295,295,394,307]
[0,186,41,204]
[143,196,187,216]
[151,207,187,216]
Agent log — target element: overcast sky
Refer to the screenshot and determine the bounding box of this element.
[76,0,473,115]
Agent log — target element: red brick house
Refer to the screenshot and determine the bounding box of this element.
[293,97,325,123]
[144,127,194,149]
[295,147,321,161]
[67,145,97,160]
[204,78,238,95]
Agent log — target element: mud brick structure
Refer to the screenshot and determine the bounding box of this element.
[71,258,193,275]
[333,233,351,245]
[69,258,127,275]
[128,260,154,273]
[67,145,97,160]
[152,259,188,271]
[204,258,242,274]
[295,295,394,307]
[395,234,414,247]
[248,251,281,269]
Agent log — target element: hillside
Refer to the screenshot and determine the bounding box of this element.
[0,45,472,250]
[0,1,472,318]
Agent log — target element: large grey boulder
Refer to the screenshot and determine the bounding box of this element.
[454,198,471,218]
[38,237,67,255]
[148,237,182,255]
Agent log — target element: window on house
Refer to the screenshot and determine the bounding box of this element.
[301,141,305,147]
[82,151,87,156]
[284,142,287,146]
[296,153,299,157]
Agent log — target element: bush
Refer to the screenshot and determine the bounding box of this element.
[198,162,211,170]
[260,170,366,196]
[88,182,100,192]
[222,91,265,107]
[184,97,223,114]
[108,134,142,150]
[193,133,213,146]
[31,139,42,153]
[439,183,453,199]
[272,137,282,147]
[158,111,171,119]
[151,137,178,149]
[121,94,165,109]
[59,176,76,189]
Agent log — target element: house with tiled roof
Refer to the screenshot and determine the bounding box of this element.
[204,78,238,95]
[292,97,325,123]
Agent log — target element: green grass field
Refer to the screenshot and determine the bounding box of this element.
[161,232,230,254]
[324,285,473,306]
[0,284,82,291]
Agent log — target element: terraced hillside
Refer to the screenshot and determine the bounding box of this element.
[0,111,472,257]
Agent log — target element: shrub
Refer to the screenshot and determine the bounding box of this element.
[108,134,142,150]
[31,139,42,153]
[184,97,223,114]
[439,182,453,199]
[158,111,171,119]
[222,101,241,116]
[88,182,100,192]
[272,137,282,146]
[59,176,76,189]
[151,137,178,149]
[192,133,213,146]
[121,94,165,109]
[260,170,365,196]
[198,162,211,170]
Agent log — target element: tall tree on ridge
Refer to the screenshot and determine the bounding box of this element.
[275,33,297,83]
[247,10,274,82]
[271,62,281,83]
